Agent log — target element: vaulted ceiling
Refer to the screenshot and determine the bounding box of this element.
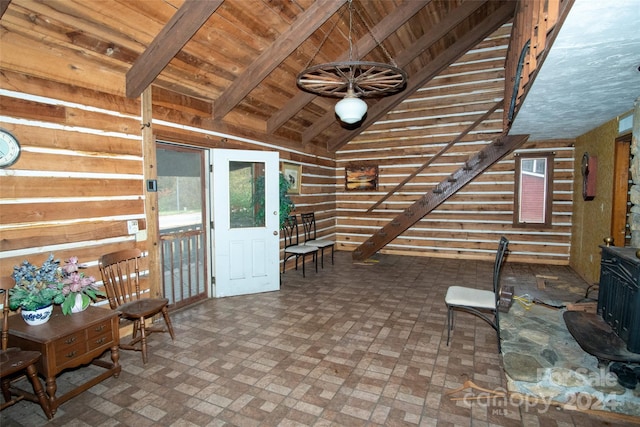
[0,0,517,153]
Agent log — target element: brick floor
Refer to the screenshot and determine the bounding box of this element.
[1,251,638,426]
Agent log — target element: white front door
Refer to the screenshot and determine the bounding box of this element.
[211,149,280,297]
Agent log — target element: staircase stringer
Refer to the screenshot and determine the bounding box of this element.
[352,134,529,262]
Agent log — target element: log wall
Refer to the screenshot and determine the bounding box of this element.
[336,139,574,264]
[0,73,145,282]
[0,71,337,285]
[335,24,574,265]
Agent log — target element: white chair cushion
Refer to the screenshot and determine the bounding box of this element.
[306,239,334,248]
[445,286,496,309]
[285,244,318,255]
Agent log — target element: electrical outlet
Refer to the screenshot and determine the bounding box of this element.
[127,220,139,235]
[135,229,147,242]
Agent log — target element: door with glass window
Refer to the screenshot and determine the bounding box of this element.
[211,149,280,297]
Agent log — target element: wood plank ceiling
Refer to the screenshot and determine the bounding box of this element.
[0,0,517,153]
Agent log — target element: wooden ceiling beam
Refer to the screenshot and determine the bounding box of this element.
[328,1,516,151]
[213,0,346,120]
[126,0,223,99]
[302,0,489,145]
[266,0,431,134]
[0,0,11,19]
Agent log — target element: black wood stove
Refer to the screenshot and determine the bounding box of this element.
[564,245,640,366]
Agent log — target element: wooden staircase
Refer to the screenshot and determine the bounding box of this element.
[352,134,529,262]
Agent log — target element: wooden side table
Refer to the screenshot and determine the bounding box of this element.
[8,305,120,415]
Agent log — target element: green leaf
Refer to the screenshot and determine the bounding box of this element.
[61,295,74,315]
[80,294,90,309]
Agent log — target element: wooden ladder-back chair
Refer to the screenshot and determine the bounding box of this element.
[99,249,175,364]
[0,277,53,419]
[444,236,509,352]
[282,215,318,277]
[300,212,335,268]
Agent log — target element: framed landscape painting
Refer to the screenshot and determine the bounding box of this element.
[345,165,378,191]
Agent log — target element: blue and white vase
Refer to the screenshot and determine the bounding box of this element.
[21,304,53,326]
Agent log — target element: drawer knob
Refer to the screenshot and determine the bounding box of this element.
[64,337,77,345]
[95,338,106,345]
[65,351,77,358]
[94,325,105,332]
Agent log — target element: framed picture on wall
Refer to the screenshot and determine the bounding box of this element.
[346,164,378,191]
[282,162,302,194]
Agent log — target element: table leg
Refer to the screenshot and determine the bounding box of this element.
[45,376,57,414]
[110,345,121,377]
[1,378,11,402]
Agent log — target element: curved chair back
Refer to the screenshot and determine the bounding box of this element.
[99,248,144,310]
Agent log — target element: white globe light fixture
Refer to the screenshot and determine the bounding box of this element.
[296,1,407,128]
[334,89,367,124]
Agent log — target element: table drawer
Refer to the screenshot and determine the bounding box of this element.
[54,339,85,366]
[87,320,112,339]
[53,331,84,353]
[88,332,114,351]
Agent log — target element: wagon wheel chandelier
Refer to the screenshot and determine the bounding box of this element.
[296,0,407,125]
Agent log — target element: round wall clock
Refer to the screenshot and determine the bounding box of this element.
[0,128,21,168]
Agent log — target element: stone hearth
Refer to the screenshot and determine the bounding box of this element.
[499,283,640,417]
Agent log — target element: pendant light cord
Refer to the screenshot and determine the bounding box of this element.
[352,1,397,67]
[347,0,354,61]
[302,5,346,70]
